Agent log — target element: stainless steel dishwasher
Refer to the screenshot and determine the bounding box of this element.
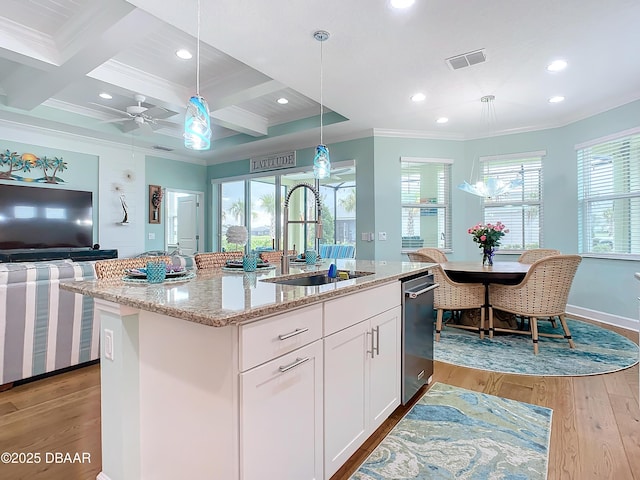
[401,273,438,404]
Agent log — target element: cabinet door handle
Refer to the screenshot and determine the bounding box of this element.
[367,330,375,358]
[373,326,380,356]
[278,327,309,340]
[278,357,310,373]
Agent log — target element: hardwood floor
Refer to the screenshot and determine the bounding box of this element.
[0,323,637,480]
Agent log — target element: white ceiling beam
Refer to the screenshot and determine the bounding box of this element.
[89,60,189,108]
[3,8,165,111]
[206,78,285,111]
[210,106,268,137]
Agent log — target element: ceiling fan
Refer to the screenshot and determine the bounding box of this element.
[93,94,178,134]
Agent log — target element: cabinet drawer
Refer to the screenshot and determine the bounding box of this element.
[324,282,400,336]
[239,304,323,371]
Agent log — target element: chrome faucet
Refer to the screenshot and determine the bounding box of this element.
[281,182,323,274]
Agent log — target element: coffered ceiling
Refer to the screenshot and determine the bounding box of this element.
[0,0,639,165]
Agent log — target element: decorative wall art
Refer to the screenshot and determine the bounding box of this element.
[149,184,163,224]
[0,150,68,184]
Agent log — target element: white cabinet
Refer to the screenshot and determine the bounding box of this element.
[239,305,324,480]
[323,305,401,479]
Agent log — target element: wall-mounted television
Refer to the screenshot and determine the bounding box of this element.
[0,184,93,250]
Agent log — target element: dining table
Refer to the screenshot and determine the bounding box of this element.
[441,261,531,334]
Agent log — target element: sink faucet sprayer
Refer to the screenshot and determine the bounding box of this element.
[281,182,322,274]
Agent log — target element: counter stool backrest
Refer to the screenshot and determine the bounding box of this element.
[258,250,296,264]
[95,256,172,280]
[194,252,243,270]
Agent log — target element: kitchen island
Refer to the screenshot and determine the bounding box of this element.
[61,259,434,480]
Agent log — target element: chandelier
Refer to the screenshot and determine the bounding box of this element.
[458,95,522,198]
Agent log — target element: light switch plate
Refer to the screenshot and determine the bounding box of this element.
[378,232,387,241]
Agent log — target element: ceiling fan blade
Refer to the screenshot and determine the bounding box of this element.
[89,102,131,117]
[144,106,175,119]
[136,122,155,135]
[154,119,179,128]
[120,120,141,133]
[99,117,131,124]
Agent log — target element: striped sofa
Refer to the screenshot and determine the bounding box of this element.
[0,254,197,388]
[0,259,98,387]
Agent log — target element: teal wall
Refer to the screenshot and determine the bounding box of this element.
[0,138,100,242]
[208,136,375,256]
[144,156,208,251]
[373,136,465,261]
[206,100,640,321]
[368,101,640,321]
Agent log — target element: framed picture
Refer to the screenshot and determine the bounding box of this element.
[149,185,163,224]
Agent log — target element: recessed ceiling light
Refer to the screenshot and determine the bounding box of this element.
[176,49,192,60]
[276,97,289,105]
[391,0,415,8]
[436,117,449,124]
[547,59,567,72]
[411,92,426,102]
[99,93,112,100]
[549,96,565,103]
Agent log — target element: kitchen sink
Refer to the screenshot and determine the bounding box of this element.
[262,270,374,286]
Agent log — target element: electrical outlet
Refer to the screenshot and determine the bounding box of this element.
[378,232,387,241]
[104,329,114,361]
[148,232,155,240]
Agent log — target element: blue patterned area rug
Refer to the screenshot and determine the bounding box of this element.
[435,318,639,376]
[351,383,552,480]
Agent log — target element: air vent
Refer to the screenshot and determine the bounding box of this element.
[152,145,174,152]
[445,49,487,70]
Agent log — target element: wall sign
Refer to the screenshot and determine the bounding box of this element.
[249,151,296,173]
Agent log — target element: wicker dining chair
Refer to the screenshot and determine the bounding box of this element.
[95,256,172,280]
[431,264,486,341]
[194,252,243,270]
[416,247,448,263]
[515,248,562,327]
[517,248,561,264]
[488,254,582,354]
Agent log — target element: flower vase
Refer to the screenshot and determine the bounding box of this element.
[482,246,495,266]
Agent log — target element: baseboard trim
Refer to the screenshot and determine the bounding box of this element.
[566,304,639,332]
[97,472,112,480]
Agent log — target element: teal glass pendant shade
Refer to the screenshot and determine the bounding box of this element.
[184,95,211,150]
[313,144,331,179]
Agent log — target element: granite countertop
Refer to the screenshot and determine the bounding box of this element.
[60,259,434,327]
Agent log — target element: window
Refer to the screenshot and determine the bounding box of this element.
[215,161,356,254]
[481,151,545,250]
[400,157,452,250]
[577,128,640,256]
[220,181,246,251]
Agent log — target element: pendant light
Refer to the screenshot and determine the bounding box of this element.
[184,0,211,150]
[458,95,522,198]
[313,30,331,179]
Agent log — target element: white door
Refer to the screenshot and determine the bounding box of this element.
[177,195,198,254]
[240,340,324,480]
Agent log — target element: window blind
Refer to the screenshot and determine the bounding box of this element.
[400,157,452,250]
[481,152,545,250]
[577,130,640,256]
